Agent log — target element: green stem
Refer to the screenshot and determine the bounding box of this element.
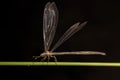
[0,62,120,67]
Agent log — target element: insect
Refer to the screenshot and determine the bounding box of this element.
[33,2,106,62]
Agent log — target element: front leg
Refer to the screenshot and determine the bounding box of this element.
[41,56,47,62]
[33,56,41,60]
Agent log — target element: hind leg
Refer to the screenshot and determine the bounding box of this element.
[51,56,57,64]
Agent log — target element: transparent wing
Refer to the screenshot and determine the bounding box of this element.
[50,51,106,55]
[43,2,58,52]
[51,21,87,51]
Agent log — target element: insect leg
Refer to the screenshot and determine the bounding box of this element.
[41,56,47,62]
[33,56,41,60]
[47,55,50,63]
[51,56,57,62]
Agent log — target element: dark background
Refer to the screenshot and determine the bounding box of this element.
[1,0,120,79]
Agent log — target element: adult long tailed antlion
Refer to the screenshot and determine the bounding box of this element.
[33,2,106,62]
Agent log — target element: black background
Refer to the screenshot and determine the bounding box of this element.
[1,0,120,79]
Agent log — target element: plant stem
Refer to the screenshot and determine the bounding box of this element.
[0,62,120,67]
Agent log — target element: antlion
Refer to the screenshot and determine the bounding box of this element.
[33,2,106,62]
